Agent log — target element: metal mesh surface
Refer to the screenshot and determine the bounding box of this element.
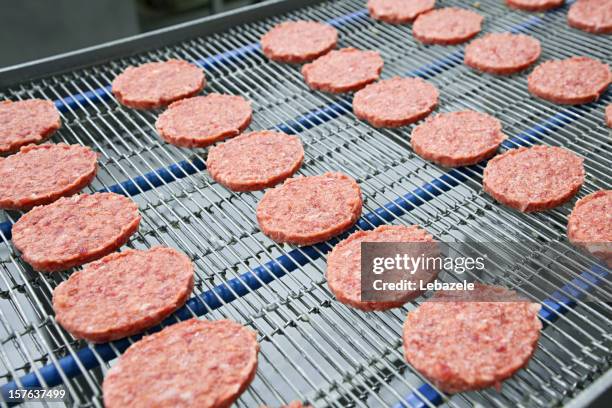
[0,0,610,407]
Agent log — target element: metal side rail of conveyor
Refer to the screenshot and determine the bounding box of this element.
[0,0,610,407]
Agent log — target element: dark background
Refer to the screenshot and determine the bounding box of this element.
[0,0,262,68]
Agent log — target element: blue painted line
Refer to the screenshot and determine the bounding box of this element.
[0,222,10,241]
[509,15,543,34]
[328,9,368,27]
[540,264,609,322]
[392,384,443,408]
[276,100,352,134]
[98,157,206,196]
[54,86,112,113]
[197,43,261,70]
[412,50,464,78]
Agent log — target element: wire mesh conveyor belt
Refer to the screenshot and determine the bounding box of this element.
[0,0,610,406]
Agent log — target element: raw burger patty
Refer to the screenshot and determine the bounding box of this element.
[103,319,259,408]
[403,283,542,393]
[327,225,436,311]
[261,21,338,63]
[411,111,506,167]
[367,0,436,24]
[567,190,612,266]
[207,131,304,191]
[413,8,484,45]
[112,59,205,109]
[12,193,141,272]
[568,0,612,34]
[257,172,362,245]
[607,104,612,127]
[301,48,384,93]
[352,77,439,128]
[0,144,97,210]
[506,0,564,11]
[483,146,584,212]
[0,99,61,155]
[464,33,541,75]
[54,247,194,343]
[156,94,252,148]
[527,56,611,105]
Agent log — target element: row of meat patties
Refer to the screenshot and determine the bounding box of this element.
[0,0,611,407]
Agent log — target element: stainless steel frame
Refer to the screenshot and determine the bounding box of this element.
[0,0,610,407]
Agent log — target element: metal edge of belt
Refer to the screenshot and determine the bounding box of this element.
[1,0,609,406]
[562,368,612,408]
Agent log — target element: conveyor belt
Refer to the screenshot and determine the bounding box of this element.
[0,0,610,407]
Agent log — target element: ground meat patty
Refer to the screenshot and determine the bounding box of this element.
[464,33,541,75]
[411,111,506,167]
[403,283,542,393]
[527,57,611,105]
[257,172,362,245]
[112,59,205,109]
[261,21,338,63]
[103,319,259,408]
[301,48,384,93]
[607,104,612,127]
[12,193,141,272]
[0,144,97,210]
[156,94,252,148]
[53,247,193,342]
[0,99,61,155]
[506,0,564,11]
[352,77,439,128]
[568,0,612,34]
[367,0,436,24]
[327,225,436,311]
[567,190,612,267]
[413,8,484,45]
[483,146,584,212]
[207,131,304,191]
